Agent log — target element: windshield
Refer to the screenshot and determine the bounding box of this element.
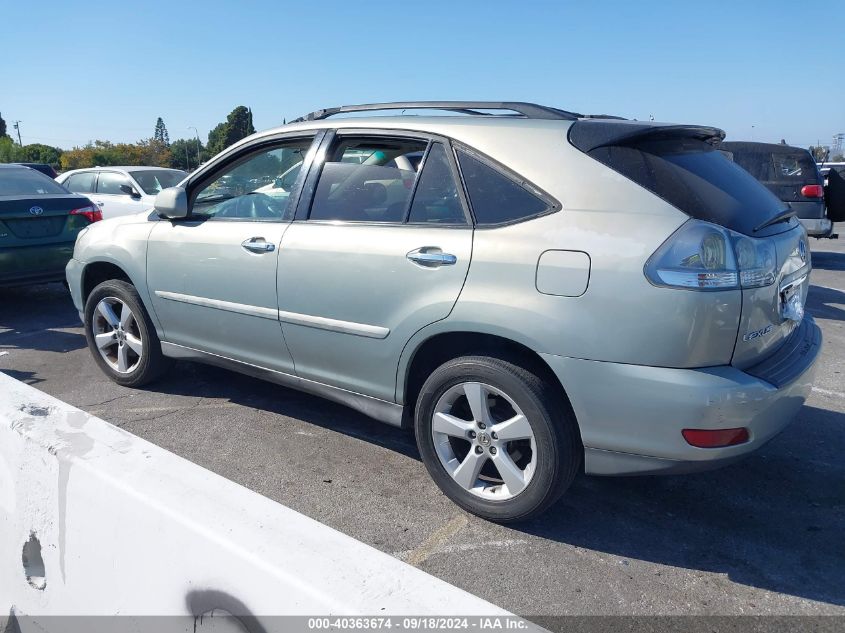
[129,169,187,195]
[0,167,68,196]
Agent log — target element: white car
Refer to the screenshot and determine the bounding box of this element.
[57,167,186,219]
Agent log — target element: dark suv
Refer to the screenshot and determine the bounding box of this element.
[720,142,834,238]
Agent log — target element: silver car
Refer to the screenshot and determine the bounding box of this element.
[66,101,822,522]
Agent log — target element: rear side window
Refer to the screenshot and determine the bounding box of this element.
[587,139,787,236]
[97,172,130,195]
[408,143,465,224]
[309,137,426,223]
[456,150,550,225]
[64,172,96,193]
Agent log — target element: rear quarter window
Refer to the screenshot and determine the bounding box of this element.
[456,149,553,225]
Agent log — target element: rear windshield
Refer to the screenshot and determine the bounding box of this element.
[721,146,820,183]
[129,169,186,195]
[0,167,68,196]
[586,138,788,236]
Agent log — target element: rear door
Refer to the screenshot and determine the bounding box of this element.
[276,131,473,401]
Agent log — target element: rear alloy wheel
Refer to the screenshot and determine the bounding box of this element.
[415,355,580,522]
[84,279,168,387]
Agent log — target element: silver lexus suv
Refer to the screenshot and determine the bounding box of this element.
[66,101,822,522]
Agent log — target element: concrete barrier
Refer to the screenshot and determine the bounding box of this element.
[0,373,513,630]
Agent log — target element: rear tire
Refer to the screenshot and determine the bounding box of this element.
[415,355,580,522]
[84,279,169,387]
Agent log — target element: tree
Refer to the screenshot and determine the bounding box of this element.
[0,136,19,162]
[154,117,170,147]
[206,106,256,158]
[809,146,829,162]
[0,112,7,139]
[17,143,62,167]
[169,138,204,171]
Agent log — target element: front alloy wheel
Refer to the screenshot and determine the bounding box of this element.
[84,279,169,387]
[92,297,144,374]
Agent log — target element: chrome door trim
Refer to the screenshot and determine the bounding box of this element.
[277,309,390,339]
[160,342,404,427]
[155,290,390,338]
[154,291,278,320]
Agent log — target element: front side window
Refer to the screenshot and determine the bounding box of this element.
[97,172,131,195]
[309,137,427,222]
[192,138,313,220]
[456,150,550,225]
[64,172,96,193]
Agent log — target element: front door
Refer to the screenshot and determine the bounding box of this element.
[146,135,317,373]
[277,133,473,401]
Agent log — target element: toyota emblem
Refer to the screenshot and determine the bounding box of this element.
[798,239,807,264]
[29,206,44,216]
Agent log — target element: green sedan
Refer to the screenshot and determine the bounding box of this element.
[0,164,101,287]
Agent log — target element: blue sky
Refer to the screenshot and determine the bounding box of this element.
[2,0,842,150]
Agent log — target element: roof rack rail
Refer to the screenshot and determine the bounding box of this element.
[290,101,583,123]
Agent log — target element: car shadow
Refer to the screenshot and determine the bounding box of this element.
[517,404,845,607]
[0,283,87,353]
[145,362,844,608]
[807,284,845,323]
[151,360,420,459]
[810,248,845,271]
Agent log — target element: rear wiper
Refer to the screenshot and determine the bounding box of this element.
[753,208,796,233]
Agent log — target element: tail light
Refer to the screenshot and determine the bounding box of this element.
[682,428,749,448]
[645,220,777,291]
[800,184,824,198]
[69,205,102,224]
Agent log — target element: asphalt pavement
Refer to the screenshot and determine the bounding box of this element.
[1,238,844,620]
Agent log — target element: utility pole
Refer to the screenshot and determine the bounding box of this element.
[12,120,22,145]
[184,144,191,171]
[188,126,201,168]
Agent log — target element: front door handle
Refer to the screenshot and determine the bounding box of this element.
[407,247,457,268]
[241,237,276,254]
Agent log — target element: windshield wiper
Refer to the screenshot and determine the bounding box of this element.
[753,208,796,233]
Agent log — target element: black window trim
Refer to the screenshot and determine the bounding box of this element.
[180,130,324,224]
[294,128,473,228]
[451,141,561,228]
[65,170,97,194]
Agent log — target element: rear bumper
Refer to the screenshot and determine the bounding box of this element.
[0,243,74,287]
[541,316,822,475]
[800,217,832,236]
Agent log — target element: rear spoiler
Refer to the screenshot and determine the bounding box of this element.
[568,120,726,153]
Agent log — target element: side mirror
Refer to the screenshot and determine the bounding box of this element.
[119,184,141,198]
[154,186,189,219]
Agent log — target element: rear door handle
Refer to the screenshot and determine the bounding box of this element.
[407,247,457,267]
[241,237,276,254]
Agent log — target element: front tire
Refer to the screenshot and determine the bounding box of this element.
[415,355,580,522]
[84,279,168,387]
